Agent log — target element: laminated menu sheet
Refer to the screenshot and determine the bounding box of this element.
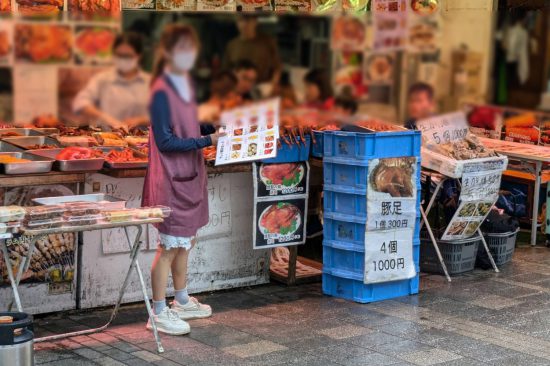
[215,98,280,166]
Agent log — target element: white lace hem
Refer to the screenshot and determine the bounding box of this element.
[159,234,194,250]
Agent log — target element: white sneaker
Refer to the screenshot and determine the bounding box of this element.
[146,307,190,335]
[171,297,212,320]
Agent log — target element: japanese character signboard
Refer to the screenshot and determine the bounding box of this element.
[364,157,417,284]
[252,162,309,249]
[441,159,505,240]
[416,111,470,145]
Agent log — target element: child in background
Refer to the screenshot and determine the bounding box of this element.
[333,93,358,116]
[405,82,435,130]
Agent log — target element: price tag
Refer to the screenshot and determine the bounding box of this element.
[416,111,469,145]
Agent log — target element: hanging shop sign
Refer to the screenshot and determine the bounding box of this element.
[441,159,505,240]
[252,162,309,249]
[215,99,280,166]
[364,157,417,284]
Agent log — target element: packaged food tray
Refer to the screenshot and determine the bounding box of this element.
[25,217,64,230]
[134,206,171,220]
[33,194,126,210]
[0,206,26,223]
[25,205,65,221]
[477,229,518,266]
[0,152,54,175]
[63,213,104,227]
[323,130,421,161]
[420,231,481,275]
[103,209,134,223]
[62,202,101,216]
[421,148,508,178]
[323,239,420,278]
[262,135,310,163]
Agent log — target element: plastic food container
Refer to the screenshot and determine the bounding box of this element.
[135,206,172,220]
[25,205,65,221]
[0,222,21,234]
[25,217,64,230]
[104,210,133,223]
[62,202,101,216]
[0,206,26,223]
[63,213,104,227]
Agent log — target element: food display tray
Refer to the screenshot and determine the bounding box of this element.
[0,152,54,175]
[32,128,59,136]
[0,141,24,153]
[0,128,44,138]
[96,147,148,169]
[421,148,509,178]
[27,148,105,172]
[33,193,126,210]
[3,136,62,150]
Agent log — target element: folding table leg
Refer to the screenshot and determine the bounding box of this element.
[420,178,445,230]
[1,240,22,312]
[420,206,451,282]
[477,229,499,273]
[532,161,542,247]
[123,226,164,353]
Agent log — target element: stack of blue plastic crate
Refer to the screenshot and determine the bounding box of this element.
[322,130,422,303]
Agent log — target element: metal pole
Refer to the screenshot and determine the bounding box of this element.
[532,161,542,246]
[477,228,499,273]
[1,239,22,312]
[420,206,451,282]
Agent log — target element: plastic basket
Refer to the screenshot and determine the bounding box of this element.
[323,186,367,218]
[477,230,518,266]
[420,232,481,275]
[311,131,324,158]
[323,130,421,161]
[262,135,311,163]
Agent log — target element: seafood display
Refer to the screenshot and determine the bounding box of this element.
[425,134,497,160]
[55,146,103,160]
[105,148,146,164]
[503,112,540,144]
[259,202,301,236]
[15,24,71,63]
[370,158,414,197]
[94,132,127,147]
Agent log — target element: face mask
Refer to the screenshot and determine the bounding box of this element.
[114,57,138,73]
[173,51,197,71]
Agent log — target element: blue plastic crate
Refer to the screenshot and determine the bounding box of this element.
[323,130,421,161]
[324,158,422,191]
[323,239,420,278]
[322,271,419,304]
[323,184,422,223]
[311,131,324,158]
[323,212,366,244]
[262,135,311,163]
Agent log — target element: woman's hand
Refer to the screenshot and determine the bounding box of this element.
[102,114,127,133]
[209,131,224,146]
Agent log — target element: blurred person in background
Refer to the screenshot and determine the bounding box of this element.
[333,91,358,117]
[73,32,150,131]
[224,15,281,96]
[232,59,260,101]
[303,69,334,110]
[405,82,435,130]
[202,70,241,112]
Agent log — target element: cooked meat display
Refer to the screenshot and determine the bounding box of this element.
[370,158,414,198]
[260,203,300,235]
[427,134,497,160]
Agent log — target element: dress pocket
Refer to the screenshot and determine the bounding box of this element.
[170,173,203,209]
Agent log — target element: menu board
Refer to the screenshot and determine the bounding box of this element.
[252,162,309,249]
[441,159,505,241]
[364,156,418,284]
[215,98,280,166]
[196,0,236,11]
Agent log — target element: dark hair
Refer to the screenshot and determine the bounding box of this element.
[151,24,200,84]
[233,59,258,72]
[113,32,144,55]
[304,69,333,101]
[408,82,434,99]
[335,94,358,114]
[210,70,237,97]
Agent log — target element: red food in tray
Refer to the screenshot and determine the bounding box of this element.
[55,147,103,160]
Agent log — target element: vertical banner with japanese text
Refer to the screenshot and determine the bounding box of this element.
[252,162,309,249]
[364,157,418,284]
[441,159,505,240]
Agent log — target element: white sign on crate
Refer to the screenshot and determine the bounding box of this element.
[364,228,416,284]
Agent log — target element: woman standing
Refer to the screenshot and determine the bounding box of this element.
[73,32,150,131]
[143,24,218,335]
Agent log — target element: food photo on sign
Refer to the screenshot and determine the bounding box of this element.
[254,162,309,198]
[334,51,367,100]
[253,198,307,249]
[331,15,368,52]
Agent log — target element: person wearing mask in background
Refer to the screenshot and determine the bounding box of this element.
[303,69,334,110]
[143,24,219,336]
[405,82,435,130]
[232,59,260,101]
[73,32,149,131]
[224,15,281,97]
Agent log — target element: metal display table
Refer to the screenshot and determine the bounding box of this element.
[480,137,550,246]
[0,219,166,353]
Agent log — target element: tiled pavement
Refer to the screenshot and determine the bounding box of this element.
[33,246,550,366]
